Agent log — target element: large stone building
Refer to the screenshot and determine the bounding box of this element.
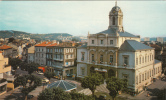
[77,3,162,93]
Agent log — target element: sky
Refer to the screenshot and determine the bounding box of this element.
[0,1,166,38]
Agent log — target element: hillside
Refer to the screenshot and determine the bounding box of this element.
[0,30,72,40]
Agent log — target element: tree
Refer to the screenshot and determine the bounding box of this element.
[14,75,42,100]
[81,72,104,97]
[106,77,128,100]
[9,58,22,70]
[70,92,95,100]
[44,71,54,81]
[27,62,39,74]
[38,87,71,100]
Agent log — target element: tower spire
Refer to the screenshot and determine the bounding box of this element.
[115,0,117,6]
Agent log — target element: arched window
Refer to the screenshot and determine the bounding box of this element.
[90,66,95,74]
[112,17,115,25]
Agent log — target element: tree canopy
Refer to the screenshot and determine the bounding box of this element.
[14,75,42,100]
[81,72,104,97]
[44,71,55,81]
[38,87,71,100]
[9,58,22,70]
[106,77,128,100]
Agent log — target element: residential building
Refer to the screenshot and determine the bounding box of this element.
[0,51,14,95]
[157,37,163,43]
[144,37,150,41]
[77,3,162,93]
[35,41,52,66]
[77,44,88,78]
[0,45,13,57]
[46,44,77,77]
[27,46,35,63]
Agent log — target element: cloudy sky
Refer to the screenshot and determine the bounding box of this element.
[0,1,166,37]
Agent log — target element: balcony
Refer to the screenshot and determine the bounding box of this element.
[53,58,63,61]
[0,78,7,87]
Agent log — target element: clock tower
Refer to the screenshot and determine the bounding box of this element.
[108,2,123,32]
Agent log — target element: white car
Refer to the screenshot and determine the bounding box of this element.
[38,72,44,75]
[42,78,49,83]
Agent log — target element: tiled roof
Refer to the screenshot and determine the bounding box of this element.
[77,44,87,48]
[35,41,52,47]
[47,43,57,47]
[47,80,76,91]
[96,28,138,38]
[0,45,12,50]
[120,40,153,51]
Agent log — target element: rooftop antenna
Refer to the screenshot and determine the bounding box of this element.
[115,0,117,6]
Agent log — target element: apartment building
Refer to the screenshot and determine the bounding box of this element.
[0,51,14,95]
[46,45,77,77]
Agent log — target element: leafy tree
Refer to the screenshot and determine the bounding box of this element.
[44,71,54,81]
[27,62,39,74]
[37,88,54,100]
[106,77,128,100]
[81,72,104,97]
[38,87,71,100]
[9,58,21,70]
[14,75,42,100]
[70,92,95,100]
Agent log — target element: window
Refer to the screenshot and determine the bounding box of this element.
[136,76,138,84]
[92,54,94,62]
[148,55,149,62]
[142,57,144,63]
[110,55,113,64]
[145,55,147,62]
[124,56,128,66]
[101,40,103,44]
[71,54,72,58]
[42,54,43,58]
[59,49,60,52]
[150,70,151,77]
[110,40,113,45]
[55,49,56,52]
[150,55,151,61]
[113,17,115,25]
[152,55,153,60]
[82,68,85,75]
[81,53,84,61]
[92,40,94,44]
[142,74,144,81]
[61,49,62,52]
[42,49,43,51]
[100,54,103,64]
[139,57,141,64]
[145,73,147,80]
[50,49,52,53]
[152,70,153,76]
[136,58,138,65]
[139,74,141,83]
[66,55,68,59]
[47,49,49,52]
[158,67,159,73]
[66,62,68,65]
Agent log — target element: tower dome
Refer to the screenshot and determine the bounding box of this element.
[108,2,124,32]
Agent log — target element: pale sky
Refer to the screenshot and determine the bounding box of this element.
[0,1,166,38]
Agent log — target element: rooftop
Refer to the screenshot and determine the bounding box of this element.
[120,40,153,51]
[47,80,76,91]
[0,45,12,50]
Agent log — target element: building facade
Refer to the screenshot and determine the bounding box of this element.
[0,51,14,95]
[77,3,162,93]
[46,45,77,77]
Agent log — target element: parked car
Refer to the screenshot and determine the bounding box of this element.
[38,72,44,75]
[42,78,49,83]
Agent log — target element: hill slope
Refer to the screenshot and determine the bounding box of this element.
[0,30,72,40]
